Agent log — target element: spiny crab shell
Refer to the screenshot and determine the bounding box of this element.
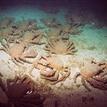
[0,40,38,65]
[74,60,107,91]
[44,37,77,55]
[33,56,71,84]
[81,61,105,78]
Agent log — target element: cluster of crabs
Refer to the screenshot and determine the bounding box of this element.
[0,16,107,92]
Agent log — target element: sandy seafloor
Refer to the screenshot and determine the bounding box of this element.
[0,6,107,107]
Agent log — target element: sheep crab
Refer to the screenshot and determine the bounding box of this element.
[44,37,77,55]
[74,60,107,91]
[33,56,71,84]
[22,30,45,45]
[0,40,38,65]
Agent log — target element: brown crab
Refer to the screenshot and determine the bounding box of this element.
[44,38,77,55]
[74,60,107,91]
[0,75,44,107]
[0,40,38,65]
[33,56,71,84]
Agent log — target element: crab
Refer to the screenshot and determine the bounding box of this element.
[0,40,38,65]
[60,24,82,37]
[0,17,14,29]
[41,17,61,28]
[47,28,62,38]
[22,30,44,45]
[74,60,107,91]
[0,75,44,107]
[33,56,71,84]
[44,37,77,55]
[0,26,22,43]
[17,19,37,32]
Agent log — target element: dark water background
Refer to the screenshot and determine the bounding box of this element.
[0,0,106,13]
[0,0,107,26]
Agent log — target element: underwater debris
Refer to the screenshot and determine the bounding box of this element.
[33,56,71,84]
[74,60,107,91]
[0,75,44,107]
[44,37,77,55]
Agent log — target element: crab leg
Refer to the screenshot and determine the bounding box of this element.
[0,48,8,53]
[11,58,23,66]
[0,41,8,53]
[48,41,55,49]
[44,46,50,51]
[41,71,59,81]
[67,44,75,51]
[1,39,9,48]
[30,36,42,44]
[47,42,53,49]
[51,70,70,84]
[15,58,24,64]
[73,72,81,83]
[66,42,74,50]
[67,48,77,55]
[19,57,32,64]
[71,49,77,53]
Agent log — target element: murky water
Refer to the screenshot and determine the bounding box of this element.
[0,2,107,107]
